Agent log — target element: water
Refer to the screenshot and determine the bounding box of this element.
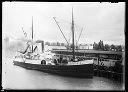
[2,49,124,90]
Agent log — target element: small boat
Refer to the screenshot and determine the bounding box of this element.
[13,7,94,78]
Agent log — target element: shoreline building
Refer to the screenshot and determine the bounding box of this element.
[44,45,67,51]
[78,44,93,50]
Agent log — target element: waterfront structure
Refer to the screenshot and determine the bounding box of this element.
[52,49,122,60]
[44,45,67,51]
[79,44,93,50]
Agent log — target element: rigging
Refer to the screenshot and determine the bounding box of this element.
[53,17,69,46]
[76,27,83,46]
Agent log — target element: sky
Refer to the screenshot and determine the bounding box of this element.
[2,2,125,45]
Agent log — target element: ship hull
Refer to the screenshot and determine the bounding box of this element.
[13,61,93,78]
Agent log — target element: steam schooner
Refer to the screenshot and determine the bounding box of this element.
[13,7,94,78]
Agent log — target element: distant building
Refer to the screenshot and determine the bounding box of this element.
[79,44,93,49]
[61,43,65,46]
[50,42,57,46]
[45,42,50,46]
[44,45,66,51]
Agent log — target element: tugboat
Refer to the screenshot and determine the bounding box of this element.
[13,8,94,78]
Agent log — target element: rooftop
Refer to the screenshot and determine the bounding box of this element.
[52,49,123,55]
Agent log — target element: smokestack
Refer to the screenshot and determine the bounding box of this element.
[36,40,44,53]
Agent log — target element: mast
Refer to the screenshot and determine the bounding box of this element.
[32,16,33,53]
[72,7,75,62]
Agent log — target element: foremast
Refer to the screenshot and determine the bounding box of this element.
[32,16,34,53]
[72,7,75,62]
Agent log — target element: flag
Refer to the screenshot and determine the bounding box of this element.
[22,27,27,38]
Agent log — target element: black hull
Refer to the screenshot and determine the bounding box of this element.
[13,61,93,78]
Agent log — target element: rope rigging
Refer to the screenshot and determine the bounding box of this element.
[53,17,69,46]
[76,27,83,45]
[22,27,28,38]
[67,21,82,46]
[53,16,84,49]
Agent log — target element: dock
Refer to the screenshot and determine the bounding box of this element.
[52,49,124,82]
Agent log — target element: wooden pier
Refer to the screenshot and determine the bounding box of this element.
[52,49,124,82]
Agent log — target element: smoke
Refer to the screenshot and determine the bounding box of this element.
[3,36,27,53]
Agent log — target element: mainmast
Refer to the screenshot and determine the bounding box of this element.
[32,16,34,53]
[72,7,75,62]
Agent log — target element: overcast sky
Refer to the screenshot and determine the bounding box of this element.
[2,2,125,45]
